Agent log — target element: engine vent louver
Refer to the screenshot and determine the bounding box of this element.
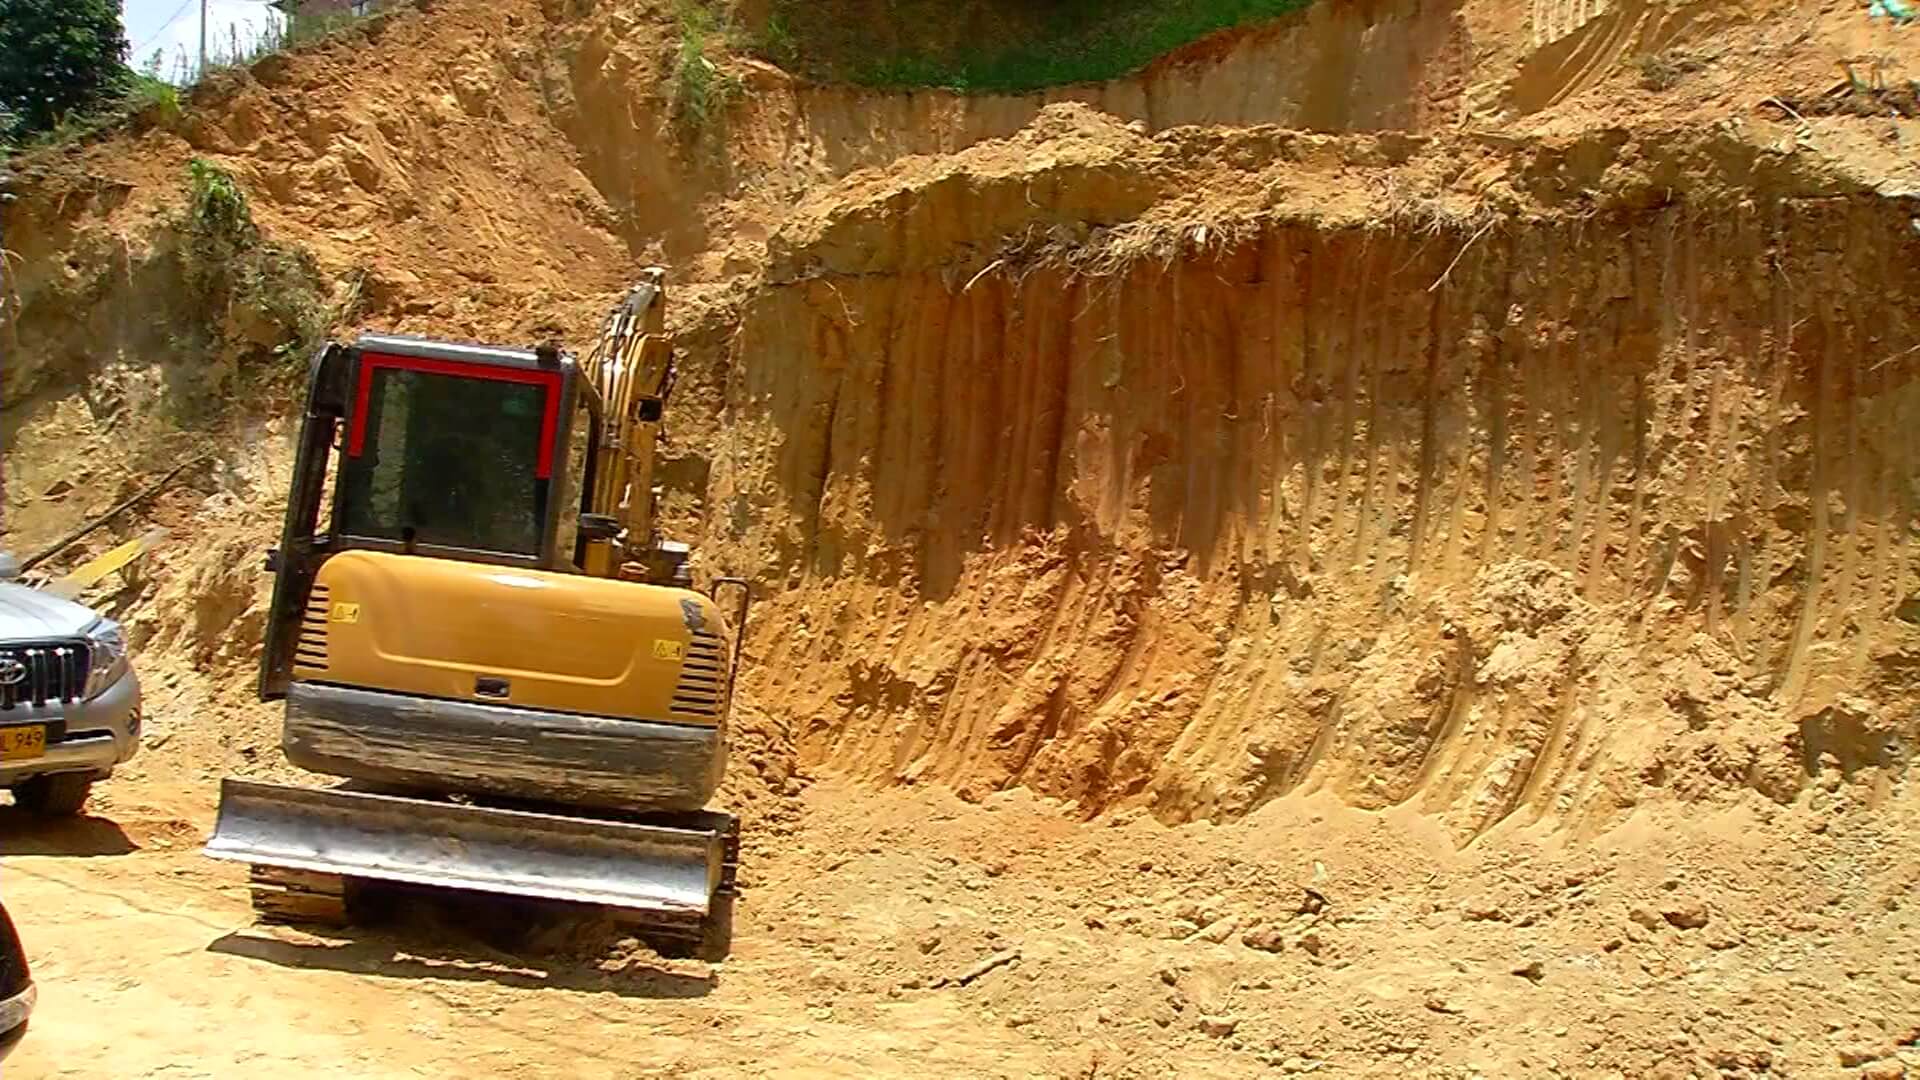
[669,629,727,719]
[295,584,331,671]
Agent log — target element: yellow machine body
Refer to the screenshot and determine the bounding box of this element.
[208,272,747,941]
[293,551,730,727]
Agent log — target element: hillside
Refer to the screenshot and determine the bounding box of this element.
[4,0,1920,1074]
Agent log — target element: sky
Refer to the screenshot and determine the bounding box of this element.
[122,0,287,83]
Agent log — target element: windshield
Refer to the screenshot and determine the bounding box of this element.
[338,365,553,556]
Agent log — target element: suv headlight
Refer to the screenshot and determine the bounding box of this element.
[84,619,129,699]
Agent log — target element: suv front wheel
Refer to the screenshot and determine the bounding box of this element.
[12,774,93,817]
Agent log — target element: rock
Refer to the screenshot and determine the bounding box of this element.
[1464,902,1510,923]
[1709,1049,1773,1072]
[1176,896,1226,925]
[1241,924,1287,953]
[806,966,849,991]
[1859,1063,1905,1080]
[1629,907,1665,931]
[1198,1015,1240,1038]
[916,932,942,955]
[1198,915,1241,944]
[1424,993,1461,1014]
[1165,919,1201,940]
[1663,902,1710,930]
[1839,1040,1895,1068]
[1512,961,1545,983]
[1297,932,1325,957]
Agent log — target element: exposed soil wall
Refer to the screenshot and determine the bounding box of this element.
[4,0,1919,843]
[697,114,1920,836]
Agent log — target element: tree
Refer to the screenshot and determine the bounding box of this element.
[0,0,130,138]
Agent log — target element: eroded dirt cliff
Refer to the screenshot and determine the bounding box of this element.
[8,0,1920,1076]
[695,112,1920,838]
[5,0,1920,834]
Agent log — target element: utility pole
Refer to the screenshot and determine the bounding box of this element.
[198,0,208,76]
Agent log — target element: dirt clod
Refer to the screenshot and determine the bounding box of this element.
[1662,903,1710,930]
[1198,1015,1240,1038]
[1241,924,1287,953]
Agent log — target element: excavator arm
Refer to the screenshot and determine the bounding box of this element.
[577,269,682,582]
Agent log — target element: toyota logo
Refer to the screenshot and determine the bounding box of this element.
[0,658,24,686]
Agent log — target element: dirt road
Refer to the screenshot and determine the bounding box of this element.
[7,770,1919,1079]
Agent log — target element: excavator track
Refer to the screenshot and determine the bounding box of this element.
[248,865,351,926]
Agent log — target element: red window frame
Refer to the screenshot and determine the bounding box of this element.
[348,352,563,479]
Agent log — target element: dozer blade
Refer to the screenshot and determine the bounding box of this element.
[205,778,731,917]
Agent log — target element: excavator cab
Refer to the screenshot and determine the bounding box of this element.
[210,273,744,952]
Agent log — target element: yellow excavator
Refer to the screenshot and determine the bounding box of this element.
[205,270,746,954]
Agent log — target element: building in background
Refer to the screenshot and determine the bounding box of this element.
[268,0,390,27]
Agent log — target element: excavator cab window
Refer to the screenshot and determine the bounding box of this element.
[337,353,560,559]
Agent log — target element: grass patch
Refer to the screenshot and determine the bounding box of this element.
[126,72,182,123]
[740,0,1314,93]
[1635,48,1709,92]
[671,3,743,137]
[167,158,338,414]
[8,7,388,155]
[142,8,381,85]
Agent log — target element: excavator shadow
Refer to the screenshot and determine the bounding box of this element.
[206,884,719,1000]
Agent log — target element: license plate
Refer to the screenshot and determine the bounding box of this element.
[0,725,46,762]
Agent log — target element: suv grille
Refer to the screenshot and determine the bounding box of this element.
[0,641,91,710]
[669,630,728,719]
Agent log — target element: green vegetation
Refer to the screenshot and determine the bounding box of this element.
[671,3,743,137]
[170,158,336,411]
[740,0,1315,93]
[185,157,252,241]
[0,0,130,140]
[1635,48,1706,92]
[7,4,385,152]
[151,8,376,84]
[126,70,182,123]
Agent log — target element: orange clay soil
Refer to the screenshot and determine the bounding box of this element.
[4,0,1920,1074]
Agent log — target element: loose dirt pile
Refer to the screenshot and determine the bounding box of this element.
[4,0,1920,1074]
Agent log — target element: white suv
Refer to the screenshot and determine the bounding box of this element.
[0,580,142,816]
